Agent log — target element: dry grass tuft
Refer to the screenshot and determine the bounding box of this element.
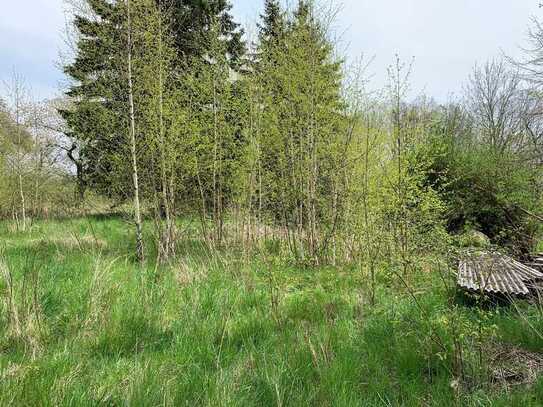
[489,342,543,390]
[174,258,207,286]
[0,362,25,380]
[0,259,46,357]
[27,235,108,252]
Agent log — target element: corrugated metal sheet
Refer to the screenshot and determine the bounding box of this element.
[525,253,543,272]
[458,251,543,296]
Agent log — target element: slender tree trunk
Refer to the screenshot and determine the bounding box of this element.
[310,109,318,264]
[196,161,210,246]
[363,120,376,305]
[157,9,174,261]
[127,0,144,264]
[18,173,26,232]
[13,84,27,232]
[211,79,223,244]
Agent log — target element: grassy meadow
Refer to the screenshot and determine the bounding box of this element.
[3,0,543,405]
[0,216,542,406]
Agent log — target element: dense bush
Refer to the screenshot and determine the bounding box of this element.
[420,126,542,254]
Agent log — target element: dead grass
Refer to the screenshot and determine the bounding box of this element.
[174,258,208,287]
[27,235,107,252]
[489,341,543,390]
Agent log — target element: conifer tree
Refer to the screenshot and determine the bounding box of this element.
[257,0,285,49]
[60,0,129,199]
[61,0,245,200]
[256,0,348,263]
[168,0,245,68]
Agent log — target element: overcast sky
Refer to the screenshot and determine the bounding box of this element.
[0,0,540,101]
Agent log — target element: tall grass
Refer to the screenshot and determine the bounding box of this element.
[1,217,543,406]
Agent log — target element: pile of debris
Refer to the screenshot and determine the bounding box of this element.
[490,342,543,389]
[457,251,543,296]
[524,252,543,272]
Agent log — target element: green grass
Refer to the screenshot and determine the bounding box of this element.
[1,217,543,406]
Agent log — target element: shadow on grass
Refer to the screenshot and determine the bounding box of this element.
[91,314,174,358]
[453,287,531,309]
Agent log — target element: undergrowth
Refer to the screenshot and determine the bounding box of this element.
[1,217,543,406]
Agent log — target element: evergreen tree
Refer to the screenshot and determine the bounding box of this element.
[61,0,246,200]
[168,0,245,67]
[255,0,348,263]
[257,0,285,48]
[293,0,311,21]
[60,0,128,199]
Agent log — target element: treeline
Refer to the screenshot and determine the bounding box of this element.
[60,0,361,264]
[0,78,72,228]
[2,0,543,270]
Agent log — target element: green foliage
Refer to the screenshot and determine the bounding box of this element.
[2,217,543,405]
[421,120,542,253]
[57,0,543,266]
[246,2,349,263]
[4,1,543,405]
[61,0,245,202]
[168,0,246,68]
[457,230,491,248]
[257,0,286,51]
[0,95,71,220]
[60,0,129,198]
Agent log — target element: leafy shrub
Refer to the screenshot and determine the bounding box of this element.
[420,129,542,254]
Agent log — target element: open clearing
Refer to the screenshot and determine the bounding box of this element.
[1,217,543,406]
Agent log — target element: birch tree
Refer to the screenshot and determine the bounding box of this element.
[4,73,32,231]
[259,1,348,264]
[125,0,145,263]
